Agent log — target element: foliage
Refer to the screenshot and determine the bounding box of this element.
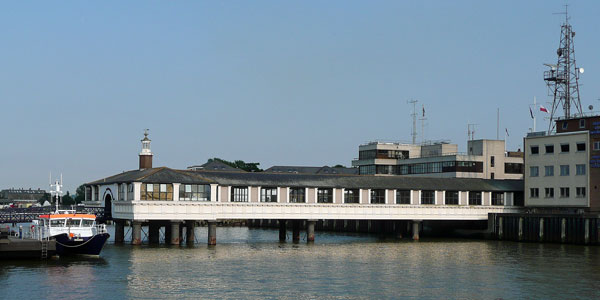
[38,193,50,204]
[74,185,86,203]
[333,164,346,168]
[62,191,75,206]
[208,158,263,172]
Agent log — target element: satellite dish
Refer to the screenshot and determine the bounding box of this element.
[589,105,594,111]
[544,63,557,70]
[579,67,585,73]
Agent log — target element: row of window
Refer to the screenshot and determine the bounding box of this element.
[529,164,586,177]
[359,161,485,175]
[530,142,587,155]
[529,187,586,198]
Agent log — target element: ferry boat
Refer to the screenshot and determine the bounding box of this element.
[32,210,109,256]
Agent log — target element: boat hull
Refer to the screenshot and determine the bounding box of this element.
[53,233,110,256]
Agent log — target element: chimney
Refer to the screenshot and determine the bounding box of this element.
[139,129,153,170]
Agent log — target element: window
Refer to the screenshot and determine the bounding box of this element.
[317,188,333,203]
[492,192,504,206]
[562,122,568,130]
[421,191,435,205]
[576,164,586,176]
[594,141,600,151]
[344,189,359,203]
[576,187,586,198]
[231,187,248,202]
[359,165,375,175]
[370,189,385,204]
[468,192,482,205]
[260,187,277,202]
[289,188,305,203]
[396,190,411,204]
[545,144,554,154]
[127,184,134,200]
[560,165,570,176]
[530,145,539,155]
[544,166,554,177]
[490,173,494,179]
[93,187,99,201]
[445,191,459,205]
[576,143,586,152]
[179,184,211,201]
[141,183,173,201]
[560,187,570,198]
[490,156,495,167]
[505,163,524,174]
[118,184,125,201]
[530,166,539,177]
[580,119,586,128]
[560,143,570,153]
[85,186,92,201]
[530,188,539,198]
[544,188,554,198]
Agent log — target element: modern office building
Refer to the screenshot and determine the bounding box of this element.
[524,115,600,212]
[351,139,524,180]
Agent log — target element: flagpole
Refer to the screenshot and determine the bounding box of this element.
[533,96,536,132]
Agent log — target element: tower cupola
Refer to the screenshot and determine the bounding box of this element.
[139,129,153,170]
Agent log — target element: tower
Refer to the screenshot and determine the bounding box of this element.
[544,6,584,133]
[139,129,153,170]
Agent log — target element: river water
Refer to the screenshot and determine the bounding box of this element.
[1,226,600,299]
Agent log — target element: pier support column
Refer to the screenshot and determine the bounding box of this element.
[585,219,590,244]
[208,221,217,246]
[114,220,125,243]
[307,220,316,243]
[539,218,544,242]
[278,220,287,242]
[518,217,523,241]
[149,221,160,244]
[395,221,403,239]
[412,221,421,241]
[186,221,195,246]
[561,218,567,243]
[170,222,180,245]
[292,220,301,242]
[132,221,142,245]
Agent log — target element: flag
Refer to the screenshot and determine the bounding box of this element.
[505,128,509,137]
[529,107,534,119]
[422,106,425,117]
[540,105,548,113]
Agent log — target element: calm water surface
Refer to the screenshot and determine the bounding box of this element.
[1,226,600,299]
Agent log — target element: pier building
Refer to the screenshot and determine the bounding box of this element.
[351,139,524,180]
[84,132,523,245]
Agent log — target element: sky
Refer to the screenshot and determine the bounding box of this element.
[1,1,600,193]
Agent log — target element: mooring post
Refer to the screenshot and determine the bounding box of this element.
[186,220,195,246]
[132,221,142,245]
[307,220,316,243]
[170,221,180,245]
[278,219,287,242]
[208,221,217,246]
[292,220,300,242]
[115,219,125,243]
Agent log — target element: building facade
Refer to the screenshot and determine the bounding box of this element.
[352,140,524,180]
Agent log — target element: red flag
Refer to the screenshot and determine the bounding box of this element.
[540,105,548,113]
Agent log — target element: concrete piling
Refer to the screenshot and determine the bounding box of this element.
[307,220,316,242]
[208,221,217,246]
[132,221,142,245]
[292,220,300,242]
[186,221,195,246]
[278,219,287,242]
[115,220,125,243]
[149,221,160,244]
[412,221,421,240]
[170,222,180,245]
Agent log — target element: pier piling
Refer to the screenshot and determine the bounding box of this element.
[278,220,286,242]
[412,221,421,241]
[307,220,316,243]
[132,221,142,245]
[292,220,300,242]
[170,222,180,245]
[186,221,195,246]
[207,221,217,246]
[115,220,125,243]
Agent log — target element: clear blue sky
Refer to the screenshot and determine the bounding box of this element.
[1,1,599,193]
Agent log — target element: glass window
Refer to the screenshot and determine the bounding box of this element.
[118,184,125,201]
[560,143,570,153]
[560,187,570,198]
[260,187,278,203]
[491,192,504,206]
[562,122,568,130]
[127,184,134,200]
[370,189,385,204]
[530,145,539,155]
[289,188,305,203]
[576,143,586,152]
[50,219,65,227]
[396,190,411,204]
[421,191,435,205]
[560,165,570,176]
[231,187,248,202]
[490,156,495,167]
[576,187,586,198]
[85,186,92,201]
[179,184,211,201]
[468,192,482,205]
[544,166,554,176]
[66,219,81,227]
[576,164,586,176]
[530,188,539,198]
[594,141,600,151]
[579,119,586,128]
[544,188,554,198]
[445,191,459,205]
[545,144,554,154]
[141,183,173,200]
[344,189,359,203]
[530,166,539,177]
[82,219,95,227]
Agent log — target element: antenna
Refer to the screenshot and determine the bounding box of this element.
[408,99,418,144]
[420,104,427,145]
[467,124,478,141]
[544,4,583,133]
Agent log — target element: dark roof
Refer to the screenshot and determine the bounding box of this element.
[265,165,359,175]
[88,168,522,192]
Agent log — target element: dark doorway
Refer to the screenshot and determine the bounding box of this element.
[104,193,113,220]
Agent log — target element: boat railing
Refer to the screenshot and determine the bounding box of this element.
[95,224,108,234]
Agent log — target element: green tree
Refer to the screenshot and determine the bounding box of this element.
[208,158,263,172]
[62,191,75,206]
[333,164,346,168]
[38,193,50,204]
[74,185,86,203]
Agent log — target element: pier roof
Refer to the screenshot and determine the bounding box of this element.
[88,167,522,192]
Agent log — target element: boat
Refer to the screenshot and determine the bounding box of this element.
[33,210,109,256]
[0,226,57,259]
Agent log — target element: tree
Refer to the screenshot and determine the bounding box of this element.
[74,185,86,203]
[38,193,50,204]
[333,164,346,168]
[208,158,263,172]
[62,191,75,206]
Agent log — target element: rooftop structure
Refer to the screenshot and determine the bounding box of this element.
[264,165,359,175]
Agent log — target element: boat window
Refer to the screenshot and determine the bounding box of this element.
[82,220,95,227]
[67,219,81,227]
[50,219,65,227]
